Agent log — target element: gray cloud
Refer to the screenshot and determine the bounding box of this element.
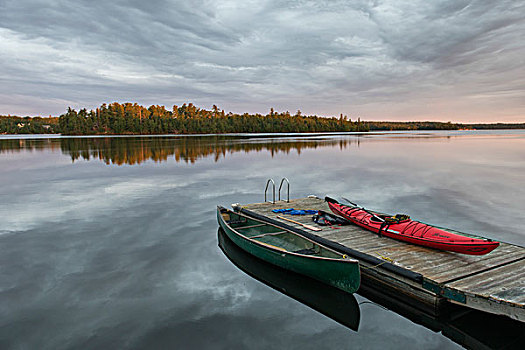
[0,0,524,121]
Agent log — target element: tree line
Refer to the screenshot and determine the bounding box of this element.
[365,121,461,130]
[364,121,525,130]
[57,103,366,135]
[0,115,59,134]
[2,103,525,134]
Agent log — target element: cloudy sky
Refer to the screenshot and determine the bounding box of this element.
[1,0,524,122]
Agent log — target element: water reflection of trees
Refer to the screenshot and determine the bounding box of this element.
[0,136,356,165]
[0,138,62,153]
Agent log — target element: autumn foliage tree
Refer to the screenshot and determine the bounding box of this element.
[58,102,365,134]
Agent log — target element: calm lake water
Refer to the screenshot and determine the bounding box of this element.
[1,131,524,349]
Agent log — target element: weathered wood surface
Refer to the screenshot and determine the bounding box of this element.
[242,196,525,320]
[448,259,525,305]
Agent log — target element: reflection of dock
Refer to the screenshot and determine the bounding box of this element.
[239,197,525,322]
[359,281,525,349]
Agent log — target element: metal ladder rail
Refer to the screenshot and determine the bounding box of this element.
[278,177,290,203]
[264,179,275,204]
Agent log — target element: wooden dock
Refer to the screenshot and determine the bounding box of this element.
[239,196,525,322]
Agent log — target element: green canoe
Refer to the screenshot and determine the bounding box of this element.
[217,206,360,293]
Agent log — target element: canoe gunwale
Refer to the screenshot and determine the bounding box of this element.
[218,206,357,263]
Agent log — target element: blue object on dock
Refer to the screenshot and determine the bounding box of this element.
[289,210,318,215]
[271,209,318,215]
[272,208,294,213]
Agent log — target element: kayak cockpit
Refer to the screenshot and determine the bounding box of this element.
[369,215,385,223]
[369,213,411,224]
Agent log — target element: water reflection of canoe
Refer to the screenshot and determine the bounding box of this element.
[217,206,360,293]
[218,228,360,331]
[326,197,499,255]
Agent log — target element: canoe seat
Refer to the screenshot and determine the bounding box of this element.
[235,223,267,230]
[250,231,287,239]
[293,248,317,255]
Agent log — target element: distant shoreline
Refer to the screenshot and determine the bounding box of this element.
[2,102,525,135]
[3,122,525,135]
[3,129,525,141]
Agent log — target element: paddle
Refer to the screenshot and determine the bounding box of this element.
[341,197,385,223]
[276,216,322,232]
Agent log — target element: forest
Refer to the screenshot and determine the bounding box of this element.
[56,103,365,134]
[365,121,525,130]
[2,102,525,134]
[0,115,59,134]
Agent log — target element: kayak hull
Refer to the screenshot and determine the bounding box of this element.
[326,198,499,255]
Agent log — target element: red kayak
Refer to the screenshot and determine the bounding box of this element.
[326,197,499,255]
